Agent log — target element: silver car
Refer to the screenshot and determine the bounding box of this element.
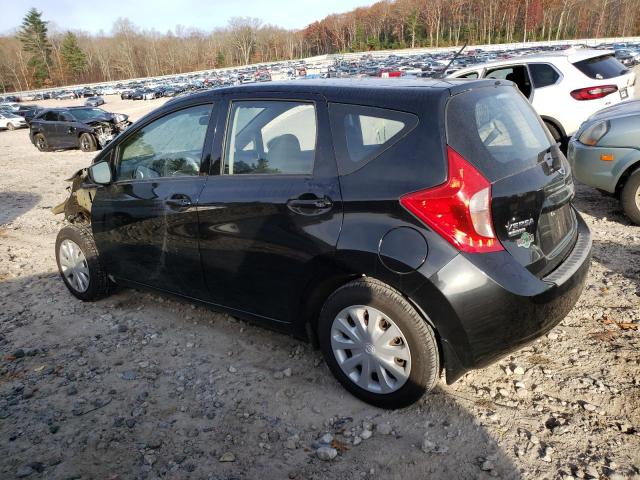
[568,100,640,224]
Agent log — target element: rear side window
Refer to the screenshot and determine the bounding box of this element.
[446,87,552,181]
[43,111,59,121]
[329,103,418,175]
[528,63,560,88]
[224,100,316,175]
[572,54,628,79]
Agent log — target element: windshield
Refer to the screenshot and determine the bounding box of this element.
[70,108,109,121]
[446,86,553,181]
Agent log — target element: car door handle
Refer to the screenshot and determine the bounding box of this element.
[287,195,333,215]
[165,194,192,209]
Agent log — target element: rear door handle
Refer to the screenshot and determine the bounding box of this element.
[287,195,333,215]
[165,194,192,209]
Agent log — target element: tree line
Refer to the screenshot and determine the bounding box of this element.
[1,0,639,92]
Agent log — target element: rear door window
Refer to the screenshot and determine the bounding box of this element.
[223,100,316,175]
[446,87,552,181]
[572,54,628,79]
[329,103,418,175]
[528,63,560,88]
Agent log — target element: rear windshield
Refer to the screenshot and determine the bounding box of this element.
[572,54,628,79]
[446,86,552,181]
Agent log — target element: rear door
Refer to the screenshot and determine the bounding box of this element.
[447,86,576,278]
[92,100,217,298]
[197,92,343,323]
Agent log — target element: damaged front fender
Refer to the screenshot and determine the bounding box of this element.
[88,113,131,148]
[52,168,96,223]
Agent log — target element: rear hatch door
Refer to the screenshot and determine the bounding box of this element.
[447,85,577,277]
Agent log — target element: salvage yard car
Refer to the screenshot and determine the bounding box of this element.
[448,50,636,151]
[0,111,28,130]
[30,107,131,152]
[568,100,640,224]
[53,79,591,408]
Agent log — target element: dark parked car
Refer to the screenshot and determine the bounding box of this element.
[85,96,105,107]
[13,105,41,124]
[30,107,131,152]
[52,79,591,408]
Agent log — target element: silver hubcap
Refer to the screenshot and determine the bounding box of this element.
[59,239,90,292]
[331,305,411,394]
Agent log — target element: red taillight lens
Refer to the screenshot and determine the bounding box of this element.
[570,85,618,100]
[400,146,503,254]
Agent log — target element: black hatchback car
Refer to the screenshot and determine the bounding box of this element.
[53,79,591,408]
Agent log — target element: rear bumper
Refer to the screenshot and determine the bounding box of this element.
[412,212,591,383]
[567,138,640,193]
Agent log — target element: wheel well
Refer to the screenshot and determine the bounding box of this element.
[301,274,445,373]
[615,161,640,197]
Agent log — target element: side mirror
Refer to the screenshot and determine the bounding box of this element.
[88,161,112,185]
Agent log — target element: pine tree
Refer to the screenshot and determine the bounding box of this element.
[17,8,52,88]
[61,32,87,81]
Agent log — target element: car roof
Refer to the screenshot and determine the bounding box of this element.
[166,77,508,109]
[452,49,614,74]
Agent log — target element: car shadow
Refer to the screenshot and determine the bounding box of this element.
[572,183,633,226]
[0,191,40,226]
[0,271,522,479]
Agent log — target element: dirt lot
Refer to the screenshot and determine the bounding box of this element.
[0,92,638,480]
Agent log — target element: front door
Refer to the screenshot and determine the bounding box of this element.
[57,112,80,148]
[91,101,216,298]
[197,93,343,323]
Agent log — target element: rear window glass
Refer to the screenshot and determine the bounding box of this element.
[529,63,560,88]
[446,87,552,181]
[572,54,628,80]
[329,103,418,175]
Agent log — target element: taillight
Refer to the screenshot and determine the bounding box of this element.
[570,85,618,100]
[400,146,503,254]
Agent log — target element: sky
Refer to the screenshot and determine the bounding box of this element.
[1,0,376,35]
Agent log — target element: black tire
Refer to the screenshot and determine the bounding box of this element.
[7,123,15,131]
[544,121,567,154]
[317,278,440,409]
[79,133,97,152]
[34,133,49,152]
[55,224,113,301]
[621,168,640,225]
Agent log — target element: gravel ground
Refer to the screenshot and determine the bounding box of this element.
[0,92,638,480]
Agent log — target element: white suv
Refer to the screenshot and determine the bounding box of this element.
[448,50,636,149]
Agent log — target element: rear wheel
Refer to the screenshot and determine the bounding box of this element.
[79,132,97,152]
[621,169,640,225]
[318,278,440,409]
[544,121,567,154]
[34,133,49,151]
[55,224,113,301]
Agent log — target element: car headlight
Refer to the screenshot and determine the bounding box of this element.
[578,120,609,146]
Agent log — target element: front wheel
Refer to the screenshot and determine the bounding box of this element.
[621,169,640,225]
[55,224,113,301]
[7,123,15,131]
[318,278,440,409]
[79,132,97,152]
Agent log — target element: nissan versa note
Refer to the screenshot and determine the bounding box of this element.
[53,79,591,408]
